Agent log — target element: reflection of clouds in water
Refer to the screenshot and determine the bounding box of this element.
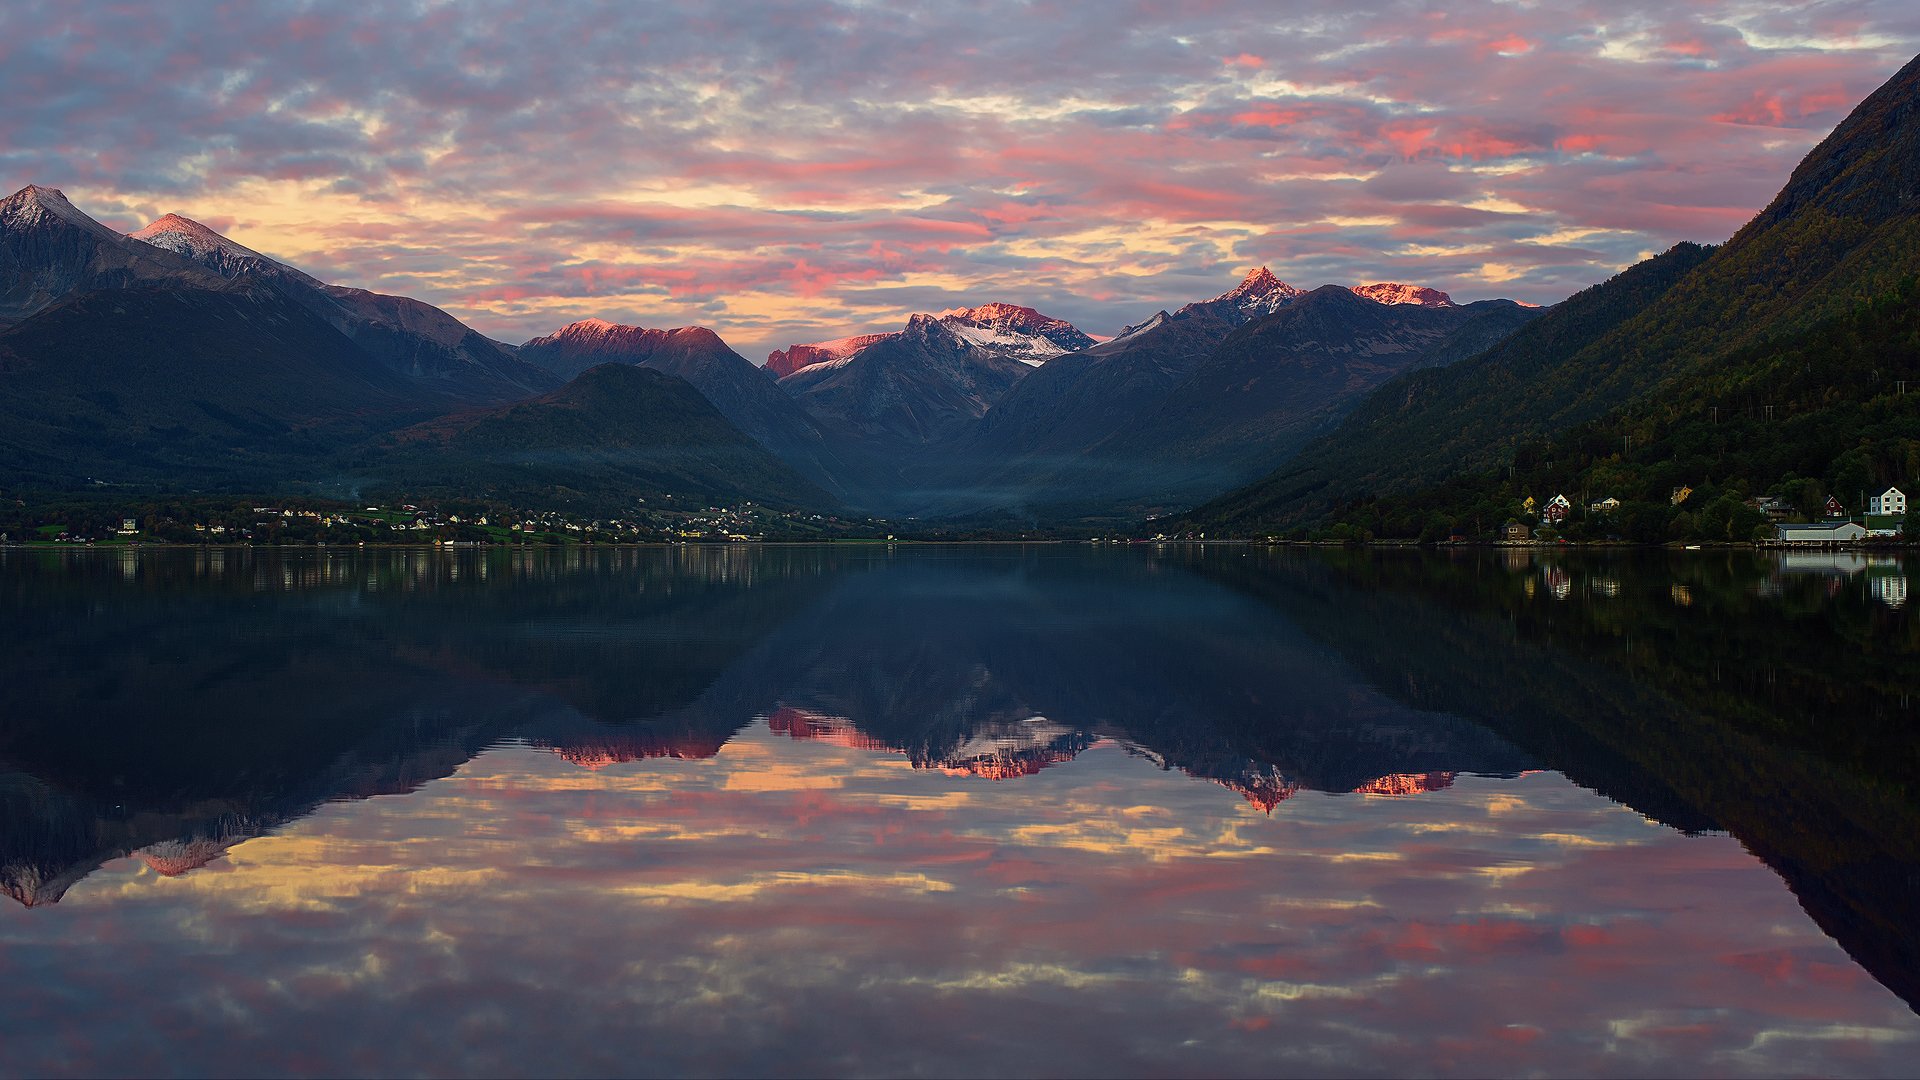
[5,736,1915,1078]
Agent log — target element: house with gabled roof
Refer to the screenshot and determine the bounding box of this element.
[1775,521,1867,545]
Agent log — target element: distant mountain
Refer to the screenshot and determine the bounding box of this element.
[966,276,1271,464]
[1096,288,1541,498]
[779,312,1036,444]
[125,209,554,403]
[936,303,1096,365]
[1181,266,1304,324]
[361,363,833,512]
[516,319,856,495]
[766,334,893,378]
[0,185,231,327]
[1186,52,1920,535]
[1350,282,1454,307]
[768,303,1092,380]
[903,270,1537,520]
[128,213,326,289]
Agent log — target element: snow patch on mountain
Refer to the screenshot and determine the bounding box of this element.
[771,304,1091,376]
[1210,267,1303,318]
[0,184,122,240]
[129,212,325,288]
[766,332,893,377]
[1350,282,1455,307]
[1108,310,1170,344]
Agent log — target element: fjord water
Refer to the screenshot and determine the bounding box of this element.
[1,545,1916,1078]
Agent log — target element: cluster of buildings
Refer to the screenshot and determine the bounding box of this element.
[1772,486,1908,546]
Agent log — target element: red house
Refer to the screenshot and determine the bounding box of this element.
[1824,496,1846,518]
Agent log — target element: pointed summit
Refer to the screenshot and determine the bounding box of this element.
[1175,266,1303,325]
[128,212,323,288]
[1214,266,1302,310]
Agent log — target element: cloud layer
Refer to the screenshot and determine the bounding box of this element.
[3,0,1917,359]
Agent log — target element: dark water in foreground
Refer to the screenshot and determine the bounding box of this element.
[1,544,1917,1078]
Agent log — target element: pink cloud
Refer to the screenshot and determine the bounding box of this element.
[10,0,1913,356]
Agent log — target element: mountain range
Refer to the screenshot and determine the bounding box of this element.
[1181,50,1920,538]
[0,180,1539,522]
[0,186,808,511]
[4,51,1915,529]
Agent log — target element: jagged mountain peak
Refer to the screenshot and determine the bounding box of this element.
[528,320,724,349]
[1181,266,1304,323]
[1351,282,1456,307]
[1219,266,1300,304]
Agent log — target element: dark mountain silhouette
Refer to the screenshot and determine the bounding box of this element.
[128,210,554,403]
[0,185,232,327]
[0,282,429,490]
[362,363,834,511]
[1188,52,1920,531]
[899,275,1538,520]
[516,319,857,496]
[1190,548,1920,1015]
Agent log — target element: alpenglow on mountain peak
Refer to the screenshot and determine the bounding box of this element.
[1208,267,1304,318]
[1350,282,1456,307]
[132,213,267,260]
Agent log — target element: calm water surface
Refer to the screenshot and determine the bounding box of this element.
[1,544,1916,1077]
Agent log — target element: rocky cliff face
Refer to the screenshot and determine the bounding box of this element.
[766,334,893,377]
[1351,282,1455,307]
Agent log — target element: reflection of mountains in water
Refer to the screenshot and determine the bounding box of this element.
[0,546,1531,907]
[1188,548,1920,1016]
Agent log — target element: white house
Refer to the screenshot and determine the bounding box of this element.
[1868,487,1906,516]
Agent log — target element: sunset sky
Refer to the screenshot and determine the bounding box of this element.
[3,0,1917,360]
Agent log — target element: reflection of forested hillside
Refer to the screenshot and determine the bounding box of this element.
[0,546,842,905]
[0,546,1541,906]
[731,552,1532,796]
[1185,547,1920,1013]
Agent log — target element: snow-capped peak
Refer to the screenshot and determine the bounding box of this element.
[0,183,120,239]
[1206,266,1303,319]
[933,302,1094,366]
[132,213,267,260]
[1350,282,1455,307]
[770,303,1092,376]
[128,212,324,287]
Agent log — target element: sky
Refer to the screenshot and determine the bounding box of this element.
[3,1,1918,362]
